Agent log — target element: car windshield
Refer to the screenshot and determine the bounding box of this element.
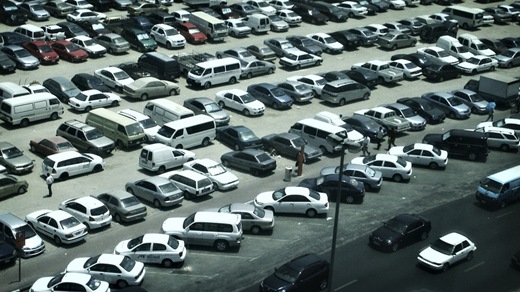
[316,79,327,86]
[379,64,390,70]
[430,238,454,255]
[208,163,226,175]
[467,57,481,65]
[86,277,102,290]
[468,93,483,102]
[75,93,88,101]
[183,213,196,228]
[492,120,505,127]
[48,274,65,287]
[85,254,101,268]
[241,93,255,103]
[402,144,415,152]
[83,39,96,46]
[60,217,81,229]
[253,206,265,218]
[281,43,294,49]
[272,189,286,200]
[214,22,226,30]
[480,177,503,193]
[446,97,462,106]
[92,23,104,30]
[256,152,271,162]
[164,29,178,36]
[39,45,54,53]
[14,49,31,58]
[56,142,74,151]
[121,196,141,207]
[159,182,179,194]
[404,62,417,69]
[190,65,205,76]
[222,7,232,14]
[120,256,136,271]
[364,165,376,177]
[362,155,376,164]
[270,14,283,21]
[2,147,23,159]
[271,88,286,97]
[274,264,299,283]
[400,107,415,117]
[384,218,407,234]
[188,28,201,34]
[65,43,81,52]
[323,36,335,44]
[396,157,407,167]
[14,224,37,239]
[140,117,157,129]
[114,71,130,80]
[475,43,487,50]
[239,130,258,142]
[204,102,221,113]
[294,84,308,91]
[113,37,126,44]
[137,33,151,41]
[126,123,144,136]
[290,137,305,147]
[316,176,325,186]
[85,129,104,140]
[218,204,232,213]
[127,235,144,249]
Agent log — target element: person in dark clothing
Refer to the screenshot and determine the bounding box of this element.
[386,128,396,151]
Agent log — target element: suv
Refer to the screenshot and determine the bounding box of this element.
[160,169,215,200]
[259,253,330,291]
[422,129,489,161]
[59,196,112,230]
[56,120,115,156]
[161,211,243,252]
[419,22,456,43]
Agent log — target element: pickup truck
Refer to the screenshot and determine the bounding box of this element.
[354,107,411,132]
[176,52,217,76]
[351,60,403,83]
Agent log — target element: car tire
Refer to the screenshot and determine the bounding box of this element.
[60,172,69,180]
[54,236,62,245]
[429,162,438,170]
[85,106,92,112]
[117,280,128,289]
[17,186,27,194]
[20,119,30,127]
[306,208,317,218]
[251,168,259,176]
[391,44,397,50]
[222,160,229,167]
[490,66,495,71]
[184,191,192,200]
[214,240,229,251]
[339,99,346,106]
[115,214,121,223]
[449,112,456,119]
[392,174,402,182]
[50,112,58,120]
[234,144,241,151]
[442,263,449,272]
[295,64,301,70]
[162,259,174,268]
[243,109,250,116]
[246,72,253,79]
[421,231,428,240]
[315,60,321,66]
[202,138,210,147]
[345,196,355,204]
[363,93,370,100]
[126,188,134,195]
[438,76,444,82]
[391,243,399,252]
[112,100,119,107]
[140,93,148,101]
[272,102,279,110]
[251,225,261,235]
[213,182,219,191]
[93,164,103,172]
[228,77,236,85]
[500,144,510,151]
[363,183,372,192]
[268,68,274,74]
[411,41,416,47]
[466,251,474,261]
[218,101,226,108]
[167,42,173,49]
[157,166,166,174]
[204,82,211,89]
[319,278,328,290]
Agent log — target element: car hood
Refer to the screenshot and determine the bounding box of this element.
[65,257,89,273]
[255,191,275,205]
[211,170,239,185]
[422,134,442,144]
[208,110,230,122]
[6,155,33,167]
[298,178,318,190]
[406,115,427,124]
[261,273,292,291]
[495,54,513,62]
[371,226,400,243]
[30,276,56,292]
[419,246,451,264]
[247,99,265,110]
[161,217,185,234]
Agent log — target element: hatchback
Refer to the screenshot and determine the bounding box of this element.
[320,163,383,192]
[59,196,112,230]
[0,174,28,200]
[29,136,78,156]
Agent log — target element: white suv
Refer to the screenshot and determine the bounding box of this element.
[59,196,112,230]
[150,24,186,49]
[117,109,160,143]
[41,151,105,180]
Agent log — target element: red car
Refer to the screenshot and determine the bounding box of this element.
[29,136,78,156]
[50,40,88,63]
[175,22,207,44]
[22,41,60,65]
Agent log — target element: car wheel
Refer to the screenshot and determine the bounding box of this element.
[500,144,510,151]
[306,208,317,218]
[108,47,113,54]
[272,102,279,110]
[391,243,399,252]
[315,60,321,66]
[268,68,274,74]
[462,23,469,30]
[222,160,229,167]
[228,77,236,84]
[345,196,355,204]
[218,101,226,108]
[319,278,328,290]
[363,93,370,100]
[378,76,385,84]
[471,107,478,114]
[140,93,148,101]
[456,73,461,78]
[363,183,372,192]
[167,42,173,49]
[438,76,444,82]
[184,191,192,200]
[162,259,174,268]
[339,99,346,106]
[467,152,477,161]
[392,174,402,182]
[153,199,161,208]
[157,166,166,174]
[507,63,513,68]
[448,112,456,119]
[234,144,241,151]
[59,172,69,180]
[295,64,301,70]
[411,41,416,47]
[215,240,229,251]
[265,206,275,214]
[243,109,250,116]
[490,66,495,71]
[471,69,477,74]
[203,82,211,89]
[112,100,119,107]
[50,112,58,120]
[126,188,134,195]
[115,214,121,223]
[466,251,474,261]
[420,231,428,240]
[213,182,219,191]
[17,185,27,194]
[251,225,261,235]
[85,106,92,112]
[175,144,183,149]
[117,280,128,289]
[246,72,253,79]
[391,44,397,50]
[54,236,62,245]
[429,162,438,170]
[442,263,449,272]
[20,119,30,127]
[251,168,259,176]
[202,138,210,147]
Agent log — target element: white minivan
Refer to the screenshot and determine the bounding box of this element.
[186,57,241,89]
[139,143,196,174]
[155,115,216,150]
[143,99,194,126]
[0,92,64,127]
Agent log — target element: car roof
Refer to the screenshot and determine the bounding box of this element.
[439,232,468,245]
[46,151,84,160]
[103,190,135,200]
[374,153,398,162]
[242,148,265,156]
[143,176,174,185]
[49,209,77,220]
[186,97,214,105]
[191,158,219,167]
[33,136,70,144]
[194,211,240,224]
[67,196,104,208]
[394,213,422,225]
[142,233,170,244]
[97,253,125,264]
[228,203,255,213]
[410,143,434,151]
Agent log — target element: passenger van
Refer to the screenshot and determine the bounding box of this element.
[85,108,146,148]
[476,165,520,208]
[155,115,216,149]
[139,143,196,174]
[441,6,484,29]
[188,11,228,42]
[137,52,181,81]
[14,24,45,41]
[143,99,194,126]
[186,57,241,89]
[160,169,214,199]
[436,35,474,62]
[0,92,64,127]
[0,212,45,258]
[242,13,271,34]
[289,118,358,154]
[0,81,30,101]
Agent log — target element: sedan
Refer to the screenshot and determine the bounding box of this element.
[418,232,476,272]
[19,3,50,21]
[183,97,230,126]
[220,149,276,176]
[477,118,520,137]
[262,132,322,161]
[216,47,258,63]
[276,9,302,26]
[377,33,417,50]
[94,67,135,92]
[123,77,179,101]
[125,176,184,208]
[71,73,111,93]
[216,125,263,150]
[114,233,186,267]
[50,40,89,63]
[456,56,498,74]
[306,32,344,54]
[341,69,379,88]
[205,203,274,234]
[246,45,277,62]
[382,103,426,131]
[25,209,88,245]
[215,89,265,116]
[30,273,110,292]
[0,174,28,199]
[279,51,323,70]
[388,59,422,79]
[495,48,520,68]
[29,136,77,156]
[286,35,323,56]
[69,36,107,58]
[299,174,365,204]
[183,158,239,191]
[388,143,448,169]
[254,186,329,217]
[22,41,59,65]
[95,191,147,223]
[421,92,471,119]
[450,89,489,114]
[422,62,462,82]
[0,142,35,175]
[68,89,121,112]
[1,45,40,70]
[114,61,153,80]
[240,60,276,79]
[396,97,446,124]
[350,154,412,182]
[66,9,107,22]
[342,115,387,143]
[276,81,314,103]
[320,163,383,192]
[417,47,459,65]
[369,213,431,252]
[247,83,293,110]
[65,254,145,288]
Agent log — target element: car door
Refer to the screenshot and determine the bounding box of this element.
[220,128,238,147]
[147,81,166,97]
[405,148,422,165]
[367,159,385,176]
[63,201,87,222]
[0,177,16,197]
[403,220,422,244]
[89,263,120,284]
[232,152,251,170]
[185,221,205,245]
[134,180,156,203]
[131,242,152,263]
[35,215,54,238]
[74,156,93,176]
[91,92,108,108]
[382,160,400,176]
[450,242,466,264]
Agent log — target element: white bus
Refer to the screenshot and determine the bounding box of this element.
[441,6,484,29]
[186,58,241,90]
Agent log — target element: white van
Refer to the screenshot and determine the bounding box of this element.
[85,108,146,148]
[436,35,474,62]
[0,92,64,127]
[441,6,484,30]
[188,11,228,41]
[457,33,495,57]
[186,57,241,89]
[139,143,196,174]
[155,115,216,149]
[143,99,194,126]
[160,169,214,200]
[289,118,361,154]
[242,13,271,34]
[14,24,45,41]
[476,165,520,208]
[0,82,30,101]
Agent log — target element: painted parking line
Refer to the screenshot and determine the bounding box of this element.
[249,237,292,242]
[496,210,515,219]
[465,261,485,272]
[335,279,358,291]
[187,252,252,260]
[144,266,216,279]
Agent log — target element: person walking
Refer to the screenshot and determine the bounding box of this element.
[386,128,396,151]
[484,107,494,122]
[361,136,371,156]
[375,127,384,150]
[45,173,54,198]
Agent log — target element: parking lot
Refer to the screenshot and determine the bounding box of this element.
[0,1,519,291]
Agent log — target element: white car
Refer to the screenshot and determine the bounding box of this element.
[269,0,294,10]
[286,74,327,96]
[114,233,186,267]
[247,0,277,15]
[253,186,329,218]
[59,196,112,230]
[306,33,344,54]
[388,143,448,169]
[275,9,302,26]
[65,0,93,10]
[150,24,186,49]
[215,89,265,116]
[41,152,105,180]
[30,273,110,292]
[334,1,368,17]
[417,47,459,65]
[455,56,498,74]
[171,9,190,23]
[418,232,476,272]
[25,209,88,245]
[477,118,520,137]
[225,19,252,37]
[69,36,107,58]
[65,254,146,288]
[66,9,106,22]
[68,89,121,112]
[183,158,239,191]
[364,24,390,37]
[279,51,322,70]
[94,67,134,93]
[350,154,412,182]
[118,109,160,142]
[388,0,406,9]
[388,59,422,79]
[472,127,520,151]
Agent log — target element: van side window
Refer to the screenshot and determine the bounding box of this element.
[214,66,225,73]
[164,111,177,122]
[291,123,303,131]
[118,125,126,134]
[227,63,240,71]
[303,126,316,136]
[145,103,154,111]
[190,222,204,231]
[316,129,329,139]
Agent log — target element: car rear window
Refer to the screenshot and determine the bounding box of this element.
[91,205,108,216]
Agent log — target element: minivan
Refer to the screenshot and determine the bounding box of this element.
[160,169,214,199]
[0,81,30,101]
[0,212,45,258]
[186,57,242,89]
[321,80,371,106]
[476,165,520,208]
[86,108,146,148]
[161,211,243,251]
[0,92,64,127]
[56,119,116,156]
[155,115,216,149]
[419,22,455,43]
[143,99,194,126]
[138,52,181,81]
[422,129,489,161]
[14,24,45,41]
[139,143,196,174]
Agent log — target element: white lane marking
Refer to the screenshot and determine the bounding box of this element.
[335,279,358,291]
[187,252,251,260]
[465,261,485,272]
[496,211,515,219]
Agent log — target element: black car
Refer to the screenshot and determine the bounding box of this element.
[299,174,365,203]
[292,4,329,24]
[216,125,263,151]
[320,71,350,83]
[419,22,457,43]
[76,20,112,37]
[0,233,16,265]
[512,250,520,269]
[71,73,112,92]
[56,22,89,38]
[127,16,154,33]
[422,129,489,161]
[340,69,379,88]
[259,253,330,292]
[480,38,508,54]
[308,1,348,22]
[261,132,322,161]
[85,0,112,11]
[0,0,27,26]
[210,5,241,20]
[342,115,386,143]
[0,32,31,46]
[391,53,429,68]
[42,76,81,103]
[148,11,176,25]
[328,30,361,50]
[285,35,323,56]
[0,51,16,74]
[369,213,431,252]
[500,37,520,48]
[366,0,389,12]
[113,61,153,79]
[422,61,461,82]
[396,97,446,124]
[220,149,276,176]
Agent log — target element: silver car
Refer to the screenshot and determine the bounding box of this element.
[205,203,274,234]
[123,77,180,101]
[183,97,230,126]
[94,191,147,223]
[320,163,383,192]
[276,81,314,103]
[1,45,40,70]
[382,103,426,131]
[450,89,489,114]
[0,142,35,174]
[240,60,276,79]
[125,176,184,208]
[421,92,471,119]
